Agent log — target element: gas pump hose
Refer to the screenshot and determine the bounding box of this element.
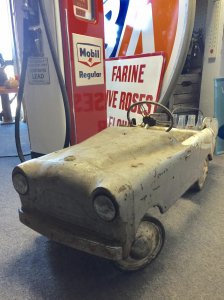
[15,0,71,163]
[15,17,29,163]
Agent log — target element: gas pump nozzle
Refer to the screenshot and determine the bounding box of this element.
[22,0,32,19]
[28,28,43,57]
[22,0,42,56]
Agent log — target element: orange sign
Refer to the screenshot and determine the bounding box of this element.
[104,0,195,106]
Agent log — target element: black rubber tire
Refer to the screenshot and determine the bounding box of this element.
[112,215,165,272]
[192,158,209,191]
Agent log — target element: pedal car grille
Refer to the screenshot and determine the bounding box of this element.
[33,190,95,230]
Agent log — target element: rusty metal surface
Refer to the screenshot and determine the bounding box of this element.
[13,117,218,260]
[19,209,122,260]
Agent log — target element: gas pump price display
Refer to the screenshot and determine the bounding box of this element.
[106,53,165,127]
[74,0,88,9]
[73,0,94,21]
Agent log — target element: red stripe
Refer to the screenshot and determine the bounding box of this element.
[118,25,134,57]
[134,30,143,55]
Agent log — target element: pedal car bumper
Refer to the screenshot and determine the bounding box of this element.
[19,208,123,261]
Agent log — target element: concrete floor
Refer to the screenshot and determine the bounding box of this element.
[0,154,224,300]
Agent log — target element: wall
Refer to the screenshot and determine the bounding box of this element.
[194,0,208,35]
[199,0,224,117]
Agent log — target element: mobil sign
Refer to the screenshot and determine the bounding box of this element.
[106,52,165,127]
[73,33,105,87]
[77,43,101,67]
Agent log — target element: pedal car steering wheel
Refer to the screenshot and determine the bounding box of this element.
[127,101,174,132]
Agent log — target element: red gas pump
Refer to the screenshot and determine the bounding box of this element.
[13,0,107,161]
[60,0,107,145]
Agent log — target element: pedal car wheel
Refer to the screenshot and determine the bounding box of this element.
[112,215,165,272]
[192,158,209,191]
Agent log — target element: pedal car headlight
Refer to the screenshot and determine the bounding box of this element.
[93,195,116,221]
[12,173,29,195]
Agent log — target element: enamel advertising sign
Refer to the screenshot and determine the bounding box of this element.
[106,52,165,126]
[27,57,50,85]
[73,34,105,86]
[104,0,195,106]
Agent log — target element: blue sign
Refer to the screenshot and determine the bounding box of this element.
[214,78,224,155]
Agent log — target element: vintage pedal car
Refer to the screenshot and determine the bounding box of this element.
[12,102,218,271]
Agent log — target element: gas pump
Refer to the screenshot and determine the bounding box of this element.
[16,0,71,162]
[59,0,107,145]
[14,0,107,161]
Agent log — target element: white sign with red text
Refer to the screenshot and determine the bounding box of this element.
[106,53,165,127]
[72,33,105,87]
